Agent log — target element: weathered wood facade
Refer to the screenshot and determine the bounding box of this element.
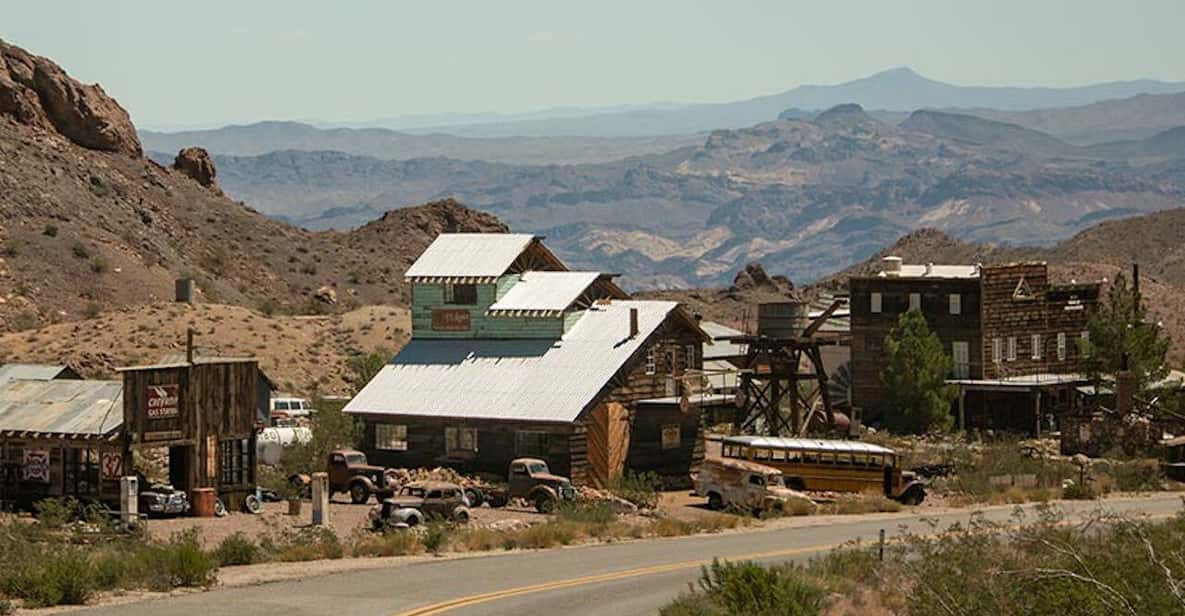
[121,360,259,508]
[850,261,1099,431]
[0,436,128,509]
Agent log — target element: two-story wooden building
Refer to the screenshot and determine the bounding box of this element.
[345,234,711,487]
[849,257,1099,433]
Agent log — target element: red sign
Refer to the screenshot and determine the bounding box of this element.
[101,452,123,479]
[146,384,180,419]
[432,309,471,331]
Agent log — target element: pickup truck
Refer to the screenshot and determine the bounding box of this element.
[290,448,393,504]
[470,458,577,513]
[694,457,816,515]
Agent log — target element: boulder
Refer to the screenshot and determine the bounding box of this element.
[0,39,141,157]
[313,285,337,304]
[173,147,219,190]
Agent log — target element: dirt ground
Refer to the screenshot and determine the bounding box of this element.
[146,495,550,548]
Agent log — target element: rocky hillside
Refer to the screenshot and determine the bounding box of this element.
[209,103,1185,288]
[0,39,505,333]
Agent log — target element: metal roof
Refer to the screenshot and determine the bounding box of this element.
[947,373,1089,389]
[488,271,602,316]
[722,435,896,455]
[404,233,538,282]
[0,364,73,386]
[880,264,980,279]
[345,300,682,423]
[637,394,737,407]
[0,379,123,438]
[700,321,748,359]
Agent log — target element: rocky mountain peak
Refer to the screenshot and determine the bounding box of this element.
[728,262,795,295]
[0,39,141,157]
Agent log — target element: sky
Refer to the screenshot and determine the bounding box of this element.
[3,0,1184,129]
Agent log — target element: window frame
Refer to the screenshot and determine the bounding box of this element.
[515,430,551,458]
[1007,336,1017,362]
[443,283,478,306]
[444,426,478,456]
[1057,333,1067,361]
[870,292,882,314]
[992,338,1002,364]
[949,293,962,315]
[909,292,921,312]
[644,347,657,375]
[375,424,408,451]
[1031,334,1042,360]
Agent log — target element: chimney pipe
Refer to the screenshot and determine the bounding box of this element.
[629,308,639,339]
[881,256,903,276]
[186,328,195,364]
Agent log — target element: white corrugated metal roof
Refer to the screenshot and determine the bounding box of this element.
[0,380,123,437]
[947,373,1089,388]
[404,233,538,281]
[880,264,980,279]
[0,364,72,386]
[345,301,681,423]
[700,321,747,359]
[722,435,896,455]
[488,272,601,315]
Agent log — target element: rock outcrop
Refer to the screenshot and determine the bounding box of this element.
[173,147,219,190]
[0,39,141,156]
[729,262,795,295]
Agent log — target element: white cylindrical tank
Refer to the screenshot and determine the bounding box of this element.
[257,427,313,466]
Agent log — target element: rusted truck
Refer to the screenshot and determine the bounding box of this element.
[470,458,577,513]
[291,449,394,504]
[694,457,815,515]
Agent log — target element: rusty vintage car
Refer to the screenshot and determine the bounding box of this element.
[694,457,815,515]
[369,481,471,528]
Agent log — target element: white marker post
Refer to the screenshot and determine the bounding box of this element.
[311,472,329,526]
[120,475,139,527]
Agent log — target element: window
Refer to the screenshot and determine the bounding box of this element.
[952,341,970,378]
[1031,334,1042,360]
[684,344,698,369]
[1007,337,1017,362]
[443,283,477,305]
[870,292,882,314]
[515,431,550,458]
[1081,331,1091,357]
[661,425,681,450]
[375,424,408,451]
[992,338,1002,364]
[219,439,250,486]
[274,401,290,411]
[949,294,962,315]
[1057,333,1067,361]
[748,474,765,486]
[445,427,478,456]
[645,347,657,375]
[909,293,921,312]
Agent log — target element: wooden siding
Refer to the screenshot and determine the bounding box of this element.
[849,276,982,418]
[411,281,564,339]
[979,264,1096,379]
[626,402,704,488]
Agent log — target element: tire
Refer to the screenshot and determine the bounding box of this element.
[706,492,724,511]
[243,494,263,514]
[533,492,556,514]
[899,485,925,506]
[487,492,509,508]
[350,482,370,505]
[404,512,422,527]
[213,499,227,517]
[464,487,484,508]
[453,509,470,524]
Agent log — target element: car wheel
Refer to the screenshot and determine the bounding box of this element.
[243,494,263,514]
[350,483,370,504]
[464,487,484,508]
[487,492,509,508]
[453,509,470,524]
[404,513,422,527]
[707,492,723,511]
[213,498,227,517]
[533,492,555,514]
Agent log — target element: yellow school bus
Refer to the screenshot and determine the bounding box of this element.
[719,436,925,504]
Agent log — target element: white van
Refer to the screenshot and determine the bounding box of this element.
[270,397,315,422]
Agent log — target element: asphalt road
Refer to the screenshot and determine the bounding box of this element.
[77,495,1183,616]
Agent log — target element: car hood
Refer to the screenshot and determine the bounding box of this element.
[531,473,569,484]
[386,496,424,508]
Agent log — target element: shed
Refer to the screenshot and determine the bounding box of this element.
[0,363,81,386]
[0,379,127,508]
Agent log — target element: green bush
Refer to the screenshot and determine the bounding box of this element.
[214,532,262,566]
[1108,459,1162,492]
[0,547,97,607]
[261,526,344,562]
[607,471,660,510]
[661,559,826,616]
[1062,481,1096,500]
[555,500,618,525]
[351,529,423,557]
[422,522,452,555]
[142,529,219,590]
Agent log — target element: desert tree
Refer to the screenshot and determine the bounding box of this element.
[881,309,957,434]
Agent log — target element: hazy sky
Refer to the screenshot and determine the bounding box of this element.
[4,0,1183,129]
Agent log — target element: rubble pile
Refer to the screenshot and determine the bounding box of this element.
[576,486,645,514]
[382,466,484,488]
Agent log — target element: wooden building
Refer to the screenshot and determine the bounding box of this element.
[346,234,711,487]
[0,378,127,509]
[849,257,1099,433]
[120,359,260,509]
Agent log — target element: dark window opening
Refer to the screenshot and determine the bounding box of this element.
[445,283,478,305]
[219,439,250,486]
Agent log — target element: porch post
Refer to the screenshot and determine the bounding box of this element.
[958,387,966,432]
[1033,390,1042,437]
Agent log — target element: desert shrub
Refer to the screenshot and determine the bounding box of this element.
[661,559,826,616]
[90,256,108,274]
[652,516,696,537]
[822,493,902,515]
[42,224,58,237]
[350,529,423,557]
[422,522,452,555]
[1107,459,1162,492]
[214,532,262,566]
[606,471,660,509]
[450,528,505,553]
[261,526,344,562]
[555,500,617,525]
[1062,481,1096,500]
[141,529,218,590]
[505,521,580,549]
[0,598,12,615]
[71,241,90,259]
[807,544,883,591]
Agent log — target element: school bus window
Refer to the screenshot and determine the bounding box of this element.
[802,452,818,464]
[754,447,771,460]
[785,450,801,463]
[770,449,786,461]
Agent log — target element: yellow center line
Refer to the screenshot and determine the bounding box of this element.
[392,509,1179,616]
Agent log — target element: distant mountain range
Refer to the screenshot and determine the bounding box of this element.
[175,103,1185,289]
[361,67,1185,138]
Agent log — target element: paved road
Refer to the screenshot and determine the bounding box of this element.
[78,495,1183,616]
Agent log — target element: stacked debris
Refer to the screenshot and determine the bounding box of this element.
[382,466,480,488]
[576,486,644,514]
